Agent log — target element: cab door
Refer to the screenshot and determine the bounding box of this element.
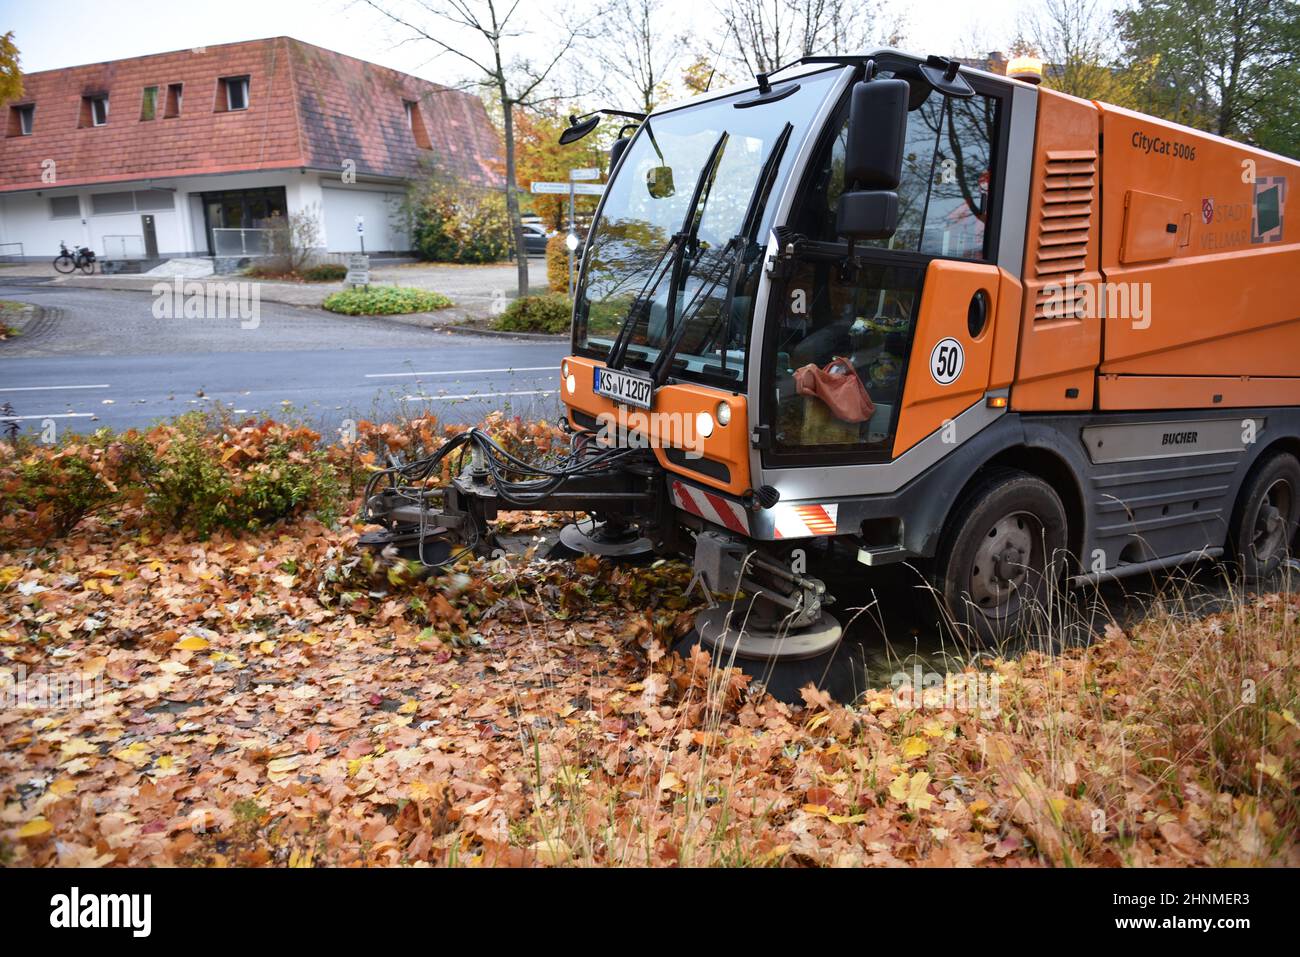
[758,69,1010,474]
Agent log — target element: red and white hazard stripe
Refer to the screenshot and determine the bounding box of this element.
[772,503,838,539]
[670,480,750,535]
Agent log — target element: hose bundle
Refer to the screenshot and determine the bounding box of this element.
[361,425,641,521]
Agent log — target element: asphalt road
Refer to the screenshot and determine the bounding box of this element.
[0,282,569,435]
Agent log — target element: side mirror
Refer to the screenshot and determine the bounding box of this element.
[837,191,899,242]
[844,77,908,190]
[560,113,601,145]
[837,77,908,241]
[646,165,675,199]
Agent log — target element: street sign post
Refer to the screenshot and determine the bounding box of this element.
[346,253,370,289]
[355,215,366,257]
[530,181,604,297]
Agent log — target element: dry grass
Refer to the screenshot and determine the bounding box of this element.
[508,567,1299,867]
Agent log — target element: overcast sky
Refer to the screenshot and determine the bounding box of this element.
[5,0,1061,92]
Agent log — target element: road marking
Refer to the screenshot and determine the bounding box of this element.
[367,366,556,379]
[401,389,559,402]
[0,384,110,393]
[0,412,96,420]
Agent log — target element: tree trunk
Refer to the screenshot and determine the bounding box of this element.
[499,82,529,298]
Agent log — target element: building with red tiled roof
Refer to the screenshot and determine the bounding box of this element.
[0,37,503,261]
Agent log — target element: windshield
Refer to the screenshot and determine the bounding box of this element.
[572,69,842,387]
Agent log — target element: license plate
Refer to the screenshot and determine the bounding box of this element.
[594,366,654,409]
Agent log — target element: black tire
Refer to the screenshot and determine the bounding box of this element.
[932,469,1069,646]
[76,257,95,275]
[1229,451,1300,582]
[52,255,75,274]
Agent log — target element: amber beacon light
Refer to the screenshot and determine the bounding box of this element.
[1007,56,1044,84]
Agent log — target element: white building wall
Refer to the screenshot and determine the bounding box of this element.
[0,190,97,259]
[284,175,328,251]
[320,182,409,253]
[0,169,414,260]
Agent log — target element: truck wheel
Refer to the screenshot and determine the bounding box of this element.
[933,469,1068,646]
[1229,451,1300,582]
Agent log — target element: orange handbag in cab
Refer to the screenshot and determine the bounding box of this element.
[794,356,876,423]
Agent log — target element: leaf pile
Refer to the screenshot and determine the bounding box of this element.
[2,511,1296,867]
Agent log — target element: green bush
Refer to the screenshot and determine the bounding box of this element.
[139,413,342,538]
[322,286,453,316]
[0,413,344,546]
[303,263,347,282]
[243,262,288,279]
[493,294,572,334]
[411,185,512,263]
[0,432,149,547]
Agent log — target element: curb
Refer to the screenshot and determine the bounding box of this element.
[0,301,52,344]
[444,324,568,343]
[53,275,331,308]
[344,306,568,342]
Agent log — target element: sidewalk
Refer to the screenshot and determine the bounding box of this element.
[0,259,549,319]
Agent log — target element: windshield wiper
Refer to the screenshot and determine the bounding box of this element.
[606,130,729,371]
[662,131,729,344]
[649,122,794,386]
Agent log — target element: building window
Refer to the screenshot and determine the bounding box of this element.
[6,104,34,136]
[80,94,109,128]
[91,191,136,215]
[219,75,250,112]
[164,83,182,118]
[49,195,81,219]
[404,99,431,149]
[89,190,175,215]
[133,189,175,211]
[141,86,158,121]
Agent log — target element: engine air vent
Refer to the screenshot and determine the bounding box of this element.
[1033,149,1097,320]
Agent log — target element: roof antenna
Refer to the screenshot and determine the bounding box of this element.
[703,48,723,93]
[756,71,771,94]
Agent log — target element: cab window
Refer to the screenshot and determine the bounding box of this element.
[770,259,923,455]
[789,83,1000,260]
[767,79,1001,460]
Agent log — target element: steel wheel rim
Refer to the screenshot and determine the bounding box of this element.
[969,510,1042,621]
[1251,477,1294,564]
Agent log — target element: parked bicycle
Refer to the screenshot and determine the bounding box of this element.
[53,241,96,275]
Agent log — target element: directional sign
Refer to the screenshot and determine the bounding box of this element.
[572,183,605,196]
[346,253,370,288]
[355,215,365,235]
[570,167,600,181]
[530,182,571,194]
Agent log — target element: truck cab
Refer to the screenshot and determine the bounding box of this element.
[558,50,1300,650]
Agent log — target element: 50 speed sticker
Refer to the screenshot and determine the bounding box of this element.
[930,338,964,385]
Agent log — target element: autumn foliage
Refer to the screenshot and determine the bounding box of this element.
[546,231,570,294]
[0,414,1296,867]
[0,413,339,547]
[0,410,565,550]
